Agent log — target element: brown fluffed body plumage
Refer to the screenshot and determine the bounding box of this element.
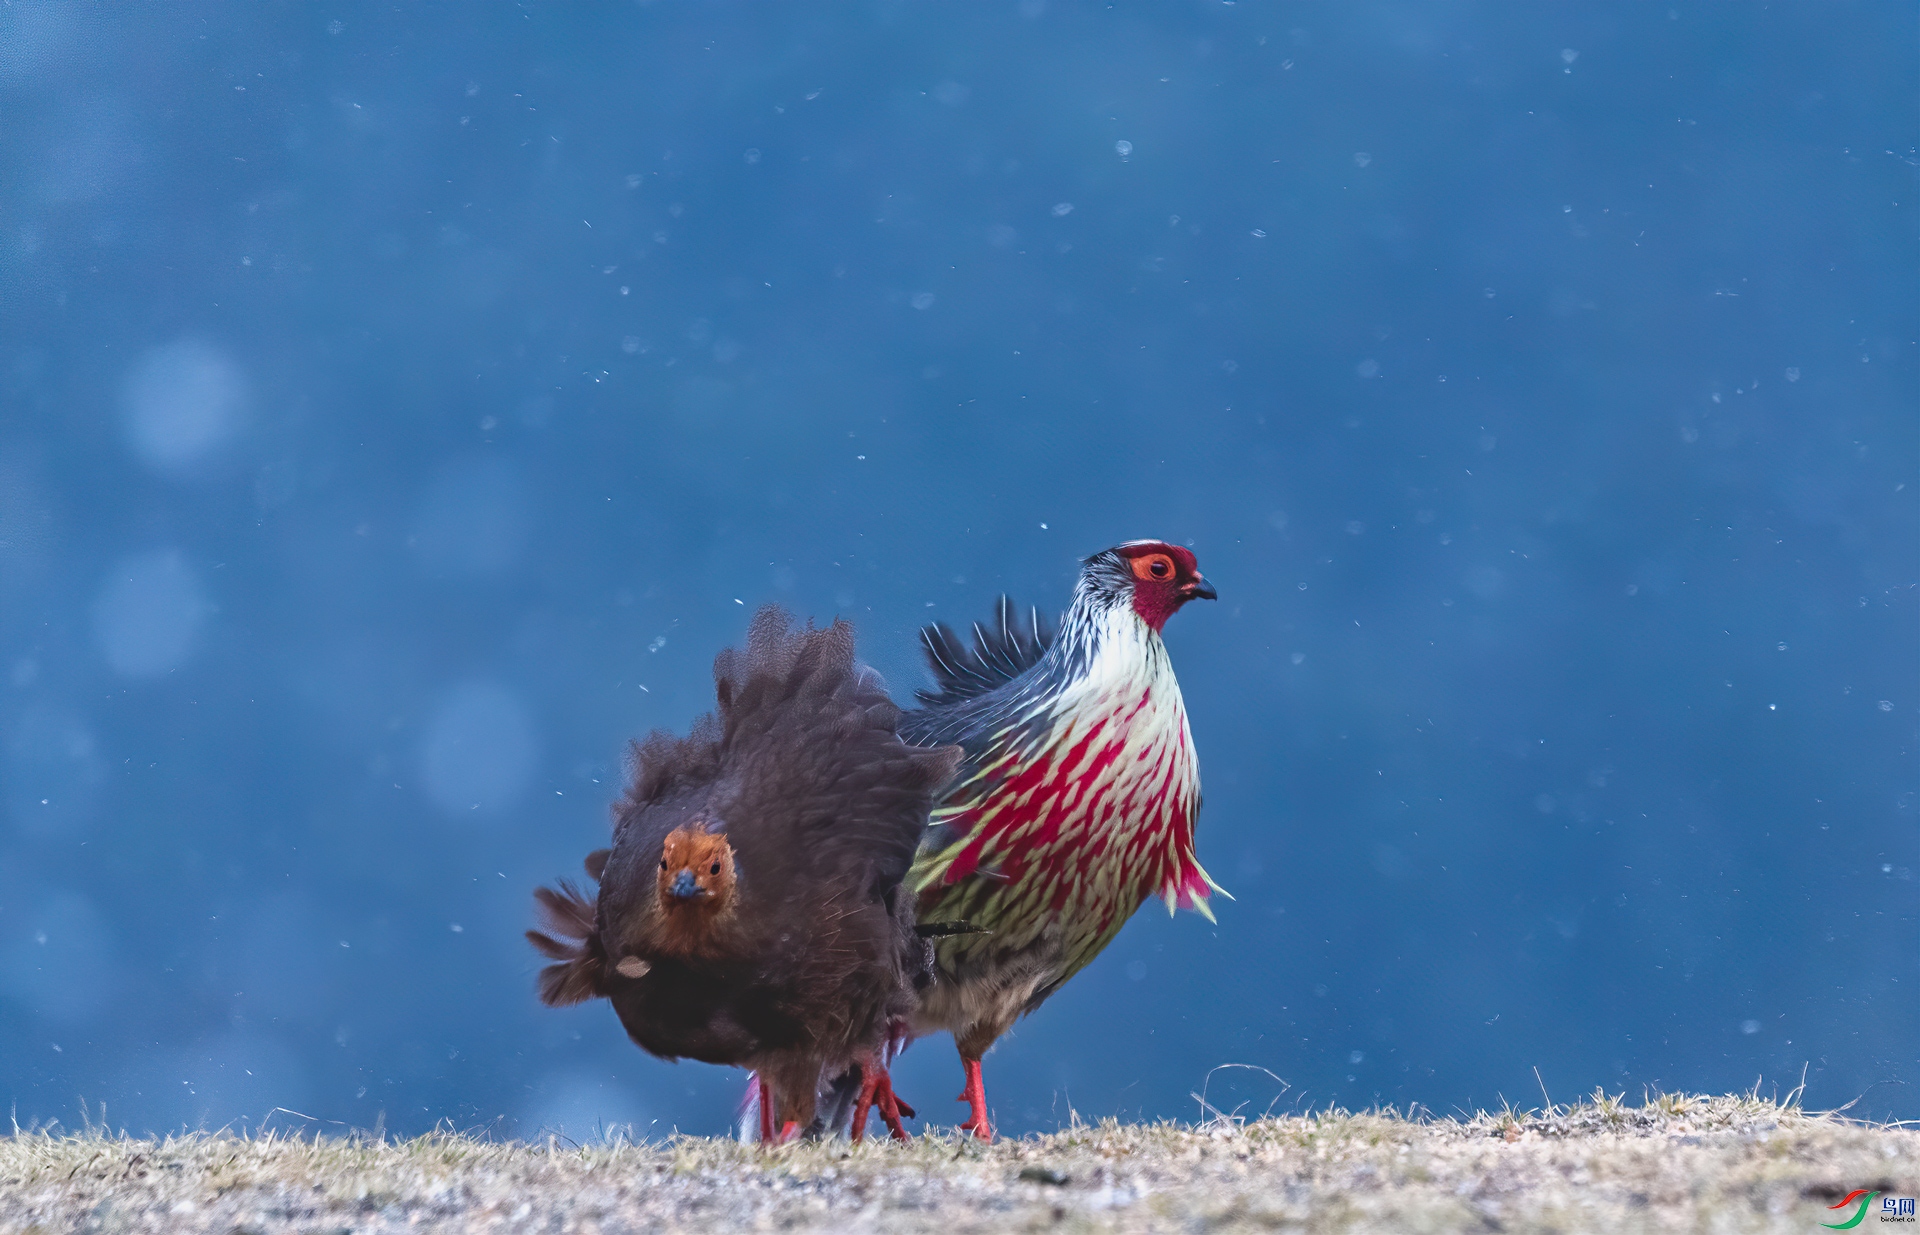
[527,607,960,1132]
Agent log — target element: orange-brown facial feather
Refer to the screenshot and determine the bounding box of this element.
[656,823,737,909]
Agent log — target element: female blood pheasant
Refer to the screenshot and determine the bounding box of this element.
[527,608,960,1143]
[900,539,1220,1138]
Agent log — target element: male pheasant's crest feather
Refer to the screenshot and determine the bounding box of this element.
[914,595,1056,707]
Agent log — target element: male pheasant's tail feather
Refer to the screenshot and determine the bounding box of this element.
[526,880,605,1007]
[913,596,1055,707]
[913,920,989,938]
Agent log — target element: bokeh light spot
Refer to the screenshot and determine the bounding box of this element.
[411,458,530,579]
[421,681,538,818]
[0,890,118,1023]
[121,339,246,473]
[91,549,208,677]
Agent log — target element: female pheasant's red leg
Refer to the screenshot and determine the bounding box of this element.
[757,1076,775,1144]
[956,1055,992,1140]
[874,1071,913,1141]
[850,1065,882,1144]
[778,1120,801,1144]
[852,1055,915,1142]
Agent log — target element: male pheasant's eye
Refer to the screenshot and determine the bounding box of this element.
[709,862,721,875]
[1130,553,1175,582]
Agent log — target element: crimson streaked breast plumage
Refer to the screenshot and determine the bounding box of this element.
[911,599,1217,983]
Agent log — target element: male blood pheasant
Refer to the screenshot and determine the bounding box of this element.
[900,539,1220,1138]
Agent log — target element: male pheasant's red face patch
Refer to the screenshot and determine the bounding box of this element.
[1115,541,1215,631]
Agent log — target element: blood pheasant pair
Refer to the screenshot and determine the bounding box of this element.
[529,539,1217,1141]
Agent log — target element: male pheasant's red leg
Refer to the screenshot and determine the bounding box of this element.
[757,1076,775,1144]
[956,1055,992,1140]
[849,1064,883,1144]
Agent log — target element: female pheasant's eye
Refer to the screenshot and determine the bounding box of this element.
[709,862,721,875]
[659,859,668,871]
[1131,553,1175,582]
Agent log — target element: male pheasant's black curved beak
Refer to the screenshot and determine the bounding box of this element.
[1184,575,1219,602]
[669,869,702,899]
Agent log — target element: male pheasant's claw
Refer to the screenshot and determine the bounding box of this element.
[958,1056,993,1140]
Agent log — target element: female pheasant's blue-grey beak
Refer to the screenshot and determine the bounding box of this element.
[669,869,702,899]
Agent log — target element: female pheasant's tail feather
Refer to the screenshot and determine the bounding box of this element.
[526,880,605,1007]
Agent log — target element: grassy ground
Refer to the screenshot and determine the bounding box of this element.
[2,1092,1914,1233]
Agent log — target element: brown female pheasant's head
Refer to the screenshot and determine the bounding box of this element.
[657,822,737,913]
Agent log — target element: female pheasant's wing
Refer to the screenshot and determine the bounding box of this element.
[716,607,960,893]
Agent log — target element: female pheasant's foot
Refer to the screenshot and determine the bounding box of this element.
[757,1076,776,1145]
[956,1056,992,1140]
[778,1120,802,1144]
[875,1070,914,1140]
[851,1057,917,1142]
[850,1070,879,1144]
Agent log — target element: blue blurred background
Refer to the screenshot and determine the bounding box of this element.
[1,3,1913,1140]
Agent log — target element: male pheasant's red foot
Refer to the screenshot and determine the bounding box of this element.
[851,1057,916,1143]
[778,1120,802,1144]
[956,1056,992,1140]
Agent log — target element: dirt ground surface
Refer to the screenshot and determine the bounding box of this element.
[2,1092,1915,1233]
